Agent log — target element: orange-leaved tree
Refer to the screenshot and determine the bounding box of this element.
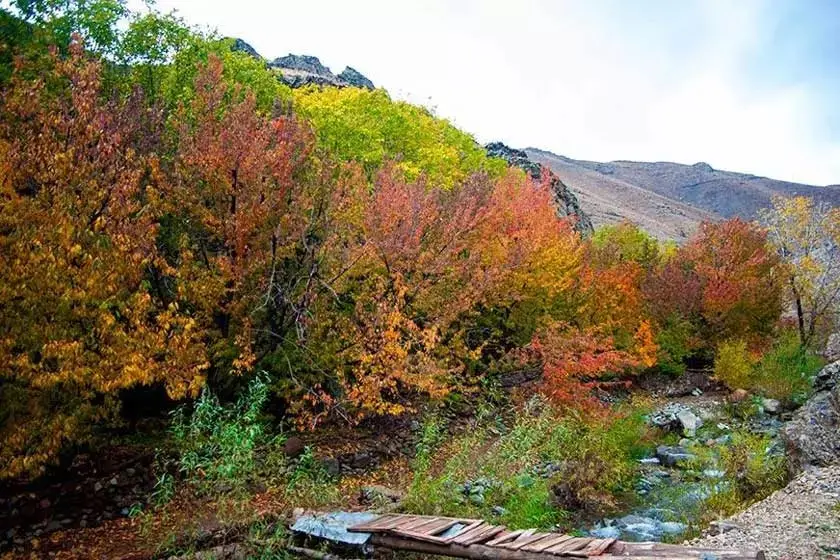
[660,219,783,351]
[0,43,207,478]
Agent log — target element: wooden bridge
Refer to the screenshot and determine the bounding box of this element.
[340,513,766,559]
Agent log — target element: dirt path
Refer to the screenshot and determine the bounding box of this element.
[689,465,840,559]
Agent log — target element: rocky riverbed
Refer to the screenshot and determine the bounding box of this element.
[589,394,789,543]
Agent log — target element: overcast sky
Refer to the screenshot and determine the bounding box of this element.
[130,0,840,185]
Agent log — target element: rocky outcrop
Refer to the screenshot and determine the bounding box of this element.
[338,66,375,89]
[485,142,593,235]
[782,360,840,472]
[229,38,261,59]
[268,54,374,90]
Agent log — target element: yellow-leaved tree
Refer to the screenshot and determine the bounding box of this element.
[761,196,840,347]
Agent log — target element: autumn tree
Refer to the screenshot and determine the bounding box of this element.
[760,196,840,347]
[659,219,783,350]
[292,87,506,189]
[0,43,207,477]
[306,167,584,420]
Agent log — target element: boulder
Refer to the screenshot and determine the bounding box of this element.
[813,360,840,392]
[676,409,703,436]
[283,436,306,458]
[824,333,840,362]
[655,445,694,467]
[782,362,840,472]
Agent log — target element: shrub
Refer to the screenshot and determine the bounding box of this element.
[165,374,272,492]
[694,431,787,524]
[752,332,822,404]
[715,333,823,404]
[714,339,756,391]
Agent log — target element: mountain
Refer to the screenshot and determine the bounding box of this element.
[527,148,840,241]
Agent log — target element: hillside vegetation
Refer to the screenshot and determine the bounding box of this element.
[1,2,839,557]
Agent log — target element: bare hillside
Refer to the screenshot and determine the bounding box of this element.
[527,148,840,241]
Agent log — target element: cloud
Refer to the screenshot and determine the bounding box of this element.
[133,0,840,185]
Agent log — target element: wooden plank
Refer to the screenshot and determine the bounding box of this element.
[497,528,535,548]
[522,533,574,553]
[546,536,589,554]
[504,532,553,551]
[485,529,525,546]
[451,522,489,544]
[450,520,484,542]
[392,516,443,533]
[580,537,616,556]
[460,525,507,546]
[347,514,393,532]
[391,529,453,544]
[370,533,766,560]
[418,518,464,536]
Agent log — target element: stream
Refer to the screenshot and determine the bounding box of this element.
[587,397,787,542]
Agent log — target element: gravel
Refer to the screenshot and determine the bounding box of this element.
[689,465,840,559]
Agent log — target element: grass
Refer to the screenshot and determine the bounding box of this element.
[143,373,339,556]
[402,395,654,529]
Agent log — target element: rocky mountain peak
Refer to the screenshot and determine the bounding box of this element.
[338,66,375,89]
[270,54,333,76]
[486,142,593,235]
[267,53,374,90]
[226,40,376,90]
[229,38,261,59]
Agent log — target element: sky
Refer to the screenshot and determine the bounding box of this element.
[130,0,840,185]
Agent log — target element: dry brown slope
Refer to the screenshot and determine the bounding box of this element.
[527,148,840,242]
[527,150,714,241]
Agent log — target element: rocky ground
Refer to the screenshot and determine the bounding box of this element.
[690,466,840,559]
[690,360,840,559]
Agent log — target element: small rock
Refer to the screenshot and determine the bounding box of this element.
[109,476,118,486]
[93,482,102,492]
[676,409,703,437]
[762,398,781,414]
[492,506,508,517]
[691,387,703,396]
[730,388,749,402]
[360,485,402,505]
[710,520,743,534]
[656,445,695,467]
[283,436,306,459]
[321,458,340,478]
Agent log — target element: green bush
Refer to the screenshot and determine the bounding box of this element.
[165,374,273,491]
[693,431,787,524]
[714,333,822,404]
[654,316,697,376]
[714,339,755,390]
[752,332,822,404]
